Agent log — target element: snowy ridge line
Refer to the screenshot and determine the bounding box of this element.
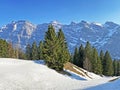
[0,58,118,90]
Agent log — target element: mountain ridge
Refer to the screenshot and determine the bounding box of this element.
[0,20,120,59]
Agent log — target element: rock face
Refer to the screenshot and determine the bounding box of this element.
[0,20,120,59]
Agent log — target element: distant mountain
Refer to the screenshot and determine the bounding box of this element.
[0,20,120,59]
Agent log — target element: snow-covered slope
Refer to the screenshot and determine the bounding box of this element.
[0,58,118,90]
[0,20,120,58]
[85,78,120,90]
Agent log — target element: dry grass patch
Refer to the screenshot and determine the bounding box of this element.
[64,62,92,79]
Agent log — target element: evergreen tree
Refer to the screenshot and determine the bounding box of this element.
[31,41,38,60]
[26,44,32,60]
[38,41,43,59]
[43,25,59,70]
[83,41,92,71]
[117,61,120,75]
[113,60,118,76]
[43,26,70,71]
[103,51,113,76]
[100,50,104,72]
[78,44,85,68]
[92,48,102,74]
[73,47,79,66]
[18,49,26,59]
[57,29,70,70]
[0,39,8,58]
[7,42,15,58]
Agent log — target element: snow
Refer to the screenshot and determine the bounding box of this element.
[13,24,17,31]
[92,22,103,27]
[85,78,120,90]
[0,58,119,90]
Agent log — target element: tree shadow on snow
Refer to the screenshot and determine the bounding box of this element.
[65,71,87,81]
[33,60,45,65]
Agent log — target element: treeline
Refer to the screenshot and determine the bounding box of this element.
[26,25,71,71]
[0,25,120,75]
[72,41,120,76]
[0,39,25,59]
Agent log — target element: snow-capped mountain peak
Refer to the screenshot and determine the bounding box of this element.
[0,20,120,59]
[91,22,103,27]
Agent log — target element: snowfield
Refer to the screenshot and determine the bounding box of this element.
[0,58,119,90]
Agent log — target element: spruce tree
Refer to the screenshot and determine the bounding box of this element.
[43,26,70,71]
[100,50,104,72]
[73,47,79,66]
[0,39,8,58]
[31,41,38,60]
[57,29,70,70]
[113,60,118,76]
[38,41,43,60]
[26,44,32,60]
[83,41,92,71]
[43,25,59,69]
[92,48,102,74]
[117,61,120,75]
[78,44,85,68]
[103,51,113,76]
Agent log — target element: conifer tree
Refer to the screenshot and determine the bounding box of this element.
[100,50,104,72]
[57,29,70,70]
[117,61,120,75]
[31,41,38,60]
[83,41,92,71]
[43,26,70,71]
[73,47,79,66]
[78,44,85,68]
[26,44,32,60]
[92,48,102,74]
[103,51,113,76]
[43,25,59,69]
[38,41,43,59]
[0,39,8,58]
[7,42,15,58]
[113,60,118,76]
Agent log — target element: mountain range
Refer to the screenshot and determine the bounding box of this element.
[0,20,120,59]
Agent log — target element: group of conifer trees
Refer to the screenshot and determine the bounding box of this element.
[0,39,25,59]
[26,25,70,71]
[0,25,120,75]
[72,41,120,76]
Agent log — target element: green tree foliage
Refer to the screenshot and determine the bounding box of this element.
[43,25,58,68]
[26,44,32,60]
[78,44,85,68]
[113,60,118,76]
[92,48,102,74]
[57,29,70,70]
[103,51,113,76]
[83,41,92,72]
[100,50,104,71]
[0,39,25,59]
[0,39,8,57]
[117,61,120,75]
[38,41,43,60]
[73,47,79,66]
[43,25,70,71]
[31,41,38,60]
[72,42,118,76]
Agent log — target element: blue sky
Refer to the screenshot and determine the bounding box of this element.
[0,0,120,26]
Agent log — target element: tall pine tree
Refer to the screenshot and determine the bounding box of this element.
[26,44,32,60]
[83,41,92,71]
[103,51,113,76]
[38,41,43,59]
[31,41,38,60]
[78,44,85,68]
